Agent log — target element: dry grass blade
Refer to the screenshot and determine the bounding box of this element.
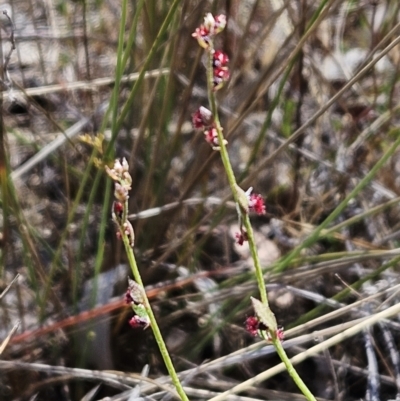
[3,1,400,399]
[0,273,19,300]
[0,320,20,355]
[208,302,400,401]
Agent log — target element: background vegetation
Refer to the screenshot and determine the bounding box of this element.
[2,0,400,400]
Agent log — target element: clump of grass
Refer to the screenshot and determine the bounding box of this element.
[4,1,400,400]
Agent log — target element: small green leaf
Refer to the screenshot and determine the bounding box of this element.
[133,303,149,319]
[251,297,277,331]
[127,278,145,304]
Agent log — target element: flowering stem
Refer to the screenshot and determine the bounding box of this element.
[120,230,189,401]
[206,47,268,307]
[205,39,316,401]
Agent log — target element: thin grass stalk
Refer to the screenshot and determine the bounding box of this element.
[291,254,400,327]
[113,0,182,138]
[273,129,400,274]
[41,149,99,313]
[208,301,400,401]
[110,0,128,137]
[242,33,400,189]
[76,176,112,368]
[238,0,329,177]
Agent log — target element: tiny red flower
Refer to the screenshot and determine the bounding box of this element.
[192,106,213,129]
[204,126,219,147]
[113,201,124,219]
[248,193,266,215]
[245,316,269,337]
[235,231,248,245]
[245,316,260,336]
[125,289,133,304]
[213,50,229,68]
[213,66,230,90]
[276,326,285,342]
[192,14,226,49]
[192,25,210,49]
[213,14,227,33]
[129,315,150,330]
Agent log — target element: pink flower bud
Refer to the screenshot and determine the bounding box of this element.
[192,14,226,48]
[123,221,135,247]
[213,14,226,33]
[248,193,266,215]
[192,106,213,129]
[245,316,259,336]
[213,50,229,68]
[235,231,248,245]
[113,159,124,175]
[129,315,150,330]
[192,26,210,49]
[213,66,230,91]
[121,157,129,172]
[245,316,268,336]
[276,326,285,342]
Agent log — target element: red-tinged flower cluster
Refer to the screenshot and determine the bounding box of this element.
[213,50,229,68]
[212,50,230,90]
[192,106,213,129]
[106,158,136,248]
[235,188,265,245]
[235,230,248,246]
[245,316,262,336]
[126,278,150,330]
[129,315,150,330]
[192,14,229,91]
[192,13,226,49]
[245,187,266,215]
[204,127,220,148]
[245,316,284,342]
[213,64,230,91]
[248,193,266,215]
[192,106,227,150]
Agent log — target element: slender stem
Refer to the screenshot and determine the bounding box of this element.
[242,215,268,305]
[272,337,316,400]
[121,233,189,401]
[207,47,268,305]
[205,42,316,401]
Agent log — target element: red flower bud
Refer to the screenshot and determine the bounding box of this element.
[213,50,229,68]
[129,315,150,330]
[192,106,213,129]
[248,193,266,215]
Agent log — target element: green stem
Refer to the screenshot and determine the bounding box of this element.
[205,42,316,401]
[121,232,189,401]
[206,47,268,305]
[272,337,316,401]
